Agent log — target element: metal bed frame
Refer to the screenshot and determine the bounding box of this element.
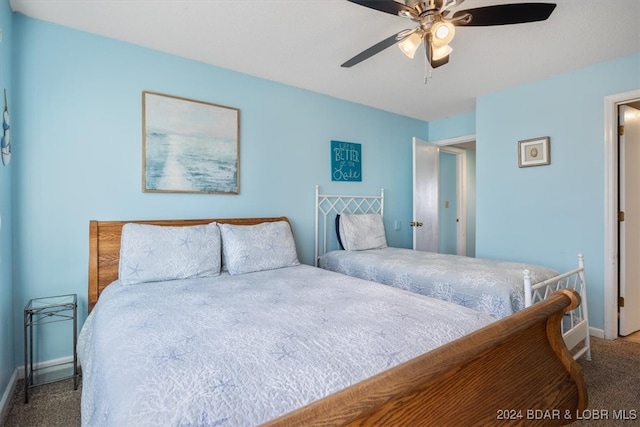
[526,255,591,360]
[314,185,384,266]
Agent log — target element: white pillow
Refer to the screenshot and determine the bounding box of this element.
[119,222,221,285]
[219,221,299,275]
[339,213,387,251]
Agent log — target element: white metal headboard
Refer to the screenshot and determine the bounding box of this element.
[314,185,384,266]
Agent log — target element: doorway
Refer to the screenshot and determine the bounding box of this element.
[604,90,640,339]
[412,135,475,256]
[439,145,468,255]
[440,136,475,257]
[439,150,458,254]
[618,103,640,336]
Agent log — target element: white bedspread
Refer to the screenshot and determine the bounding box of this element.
[78,264,494,426]
[319,248,560,319]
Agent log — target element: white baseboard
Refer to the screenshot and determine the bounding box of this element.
[15,355,74,379]
[0,355,76,424]
[0,368,18,425]
[590,326,605,339]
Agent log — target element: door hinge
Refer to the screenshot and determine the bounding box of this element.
[619,296,625,307]
[619,125,625,136]
[619,211,625,222]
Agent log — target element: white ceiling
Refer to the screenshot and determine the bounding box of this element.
[9,0,640,121]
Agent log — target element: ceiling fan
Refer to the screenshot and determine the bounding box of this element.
[342,0,556,69]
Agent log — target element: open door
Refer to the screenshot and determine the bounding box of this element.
[412,137,439,252]
[619,104,640,336]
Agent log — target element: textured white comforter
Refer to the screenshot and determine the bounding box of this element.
[78,264,494,426]
[319,248,560,319]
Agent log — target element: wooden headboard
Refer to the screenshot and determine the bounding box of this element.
[88,217,289,312]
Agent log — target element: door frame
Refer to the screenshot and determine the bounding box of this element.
[434,134,475,256]
[604,89,640,340]
[439,145,467,256]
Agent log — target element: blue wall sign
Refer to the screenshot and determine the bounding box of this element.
[331,140,361,182]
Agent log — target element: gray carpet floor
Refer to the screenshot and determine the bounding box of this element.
[1,337,638,426]
[572,337,640,427]
[2,377,81,427]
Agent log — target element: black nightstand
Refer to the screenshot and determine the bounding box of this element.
[23,293,79,403]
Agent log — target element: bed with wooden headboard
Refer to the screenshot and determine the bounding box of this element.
[85,217,587,426]
[88,217,288,312]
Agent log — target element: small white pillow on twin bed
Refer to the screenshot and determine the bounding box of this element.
[119,222,221,285]
[219,220,300,275]
[339,213,387,251]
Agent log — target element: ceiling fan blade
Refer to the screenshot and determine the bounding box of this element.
[346,0,413,16]
[452,3,556,26]
[341,32,405,68]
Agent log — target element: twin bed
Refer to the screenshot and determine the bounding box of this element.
[315,186,590,360]
[80,216,588,426]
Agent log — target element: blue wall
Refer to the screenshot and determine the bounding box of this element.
[428,111,475,141]
[476,53,640,330]
[0,0,13,407]
[9,15,428,364]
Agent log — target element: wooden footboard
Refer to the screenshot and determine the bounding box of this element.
[267,289,587,426]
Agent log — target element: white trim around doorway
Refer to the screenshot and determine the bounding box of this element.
[433,134,475,257]
[604,89,640,340]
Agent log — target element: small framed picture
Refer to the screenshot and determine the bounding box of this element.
[518,136,550,167]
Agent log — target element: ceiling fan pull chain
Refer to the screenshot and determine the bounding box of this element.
[423,44,432,84]
[424,69,433,85]
[423,45,427,84]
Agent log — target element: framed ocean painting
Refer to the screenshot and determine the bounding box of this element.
[142,91,240,194]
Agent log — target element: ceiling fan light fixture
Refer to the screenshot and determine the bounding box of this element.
[398,31,423,58]
[431,43,453,61]
[431,21,455,47]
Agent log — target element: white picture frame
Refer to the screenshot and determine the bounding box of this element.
[518,136,550,168]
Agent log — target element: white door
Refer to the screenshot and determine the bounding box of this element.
[412,137,439,252]
[619,104,640,336]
